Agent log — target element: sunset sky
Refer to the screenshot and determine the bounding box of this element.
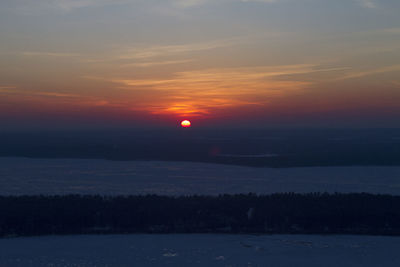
[1,0,400,129]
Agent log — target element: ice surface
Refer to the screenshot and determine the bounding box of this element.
[0,234,399,267]
[1,157,400,195]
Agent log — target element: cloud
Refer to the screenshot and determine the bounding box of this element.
[10,0,279,14]
[0,86,18,95]
[10,0,132,14]
[334,65,400,81]
[117,38,239,60]
[0,86,17,90]
[383,28,400,34]
[53,0,120,11]
[121,59,193,68]
[7,0,381,14]
[0,88,80,98]
[33,92,81,98]
[355,0,376,9]
[21,51,80,57]
[107,64,322,116]
[241,0,277,3]
[112,65,315,90]
[173,0,208,8]
[79,38,241,67]
[392,81,400,86]
[174,0,279,8]
[51,0,138,11]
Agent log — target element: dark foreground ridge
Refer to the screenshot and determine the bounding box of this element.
[2,193,400,237]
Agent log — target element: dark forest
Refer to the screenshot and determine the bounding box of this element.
[1,193,400,237]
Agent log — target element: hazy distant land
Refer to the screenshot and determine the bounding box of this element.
[2,128,400,168]
[1,157,400,196]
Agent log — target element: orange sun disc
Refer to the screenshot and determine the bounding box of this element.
[181,120,191,127]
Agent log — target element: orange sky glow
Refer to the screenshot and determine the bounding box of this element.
[1,0,399,128]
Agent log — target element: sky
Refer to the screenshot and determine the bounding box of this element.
[1,0,400,129]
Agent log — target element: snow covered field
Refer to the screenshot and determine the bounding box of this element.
[1,234,400,267]
[1,157,400,195]
[2,158,400,266]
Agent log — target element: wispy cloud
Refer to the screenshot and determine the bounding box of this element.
[47,0,132,11]
[21,51,80,57]
[0,87,80,98]
[173,0,278,8]
[11,0,279,14]
[173,0,208,8]
[9,0,382,15]
[79,38,240,67]
[335,65,400,81]
[52,0,125,11]
[0,86,17,90]
[241,0,277,3]
[107,64,325,116]
[383,28,400,34]
[112,65,315,91]
[121,59,193,68]
[355,0,376,9]
[392,81,400,87]
[10,0,131,14]
[112,64,345,88]
[33,92,81,98]
[117,38,239,60]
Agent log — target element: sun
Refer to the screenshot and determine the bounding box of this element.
[181,120,191,128]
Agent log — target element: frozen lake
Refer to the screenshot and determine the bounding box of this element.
[1,157,400,195]
[1,234,400,267]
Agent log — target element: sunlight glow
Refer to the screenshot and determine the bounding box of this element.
[181,120,191,127]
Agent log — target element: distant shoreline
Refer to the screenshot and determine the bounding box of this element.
[2,157,400,196]
[2,128,400,168]
[2,155,400,168]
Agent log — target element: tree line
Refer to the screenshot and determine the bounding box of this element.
[1,193,400,237]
